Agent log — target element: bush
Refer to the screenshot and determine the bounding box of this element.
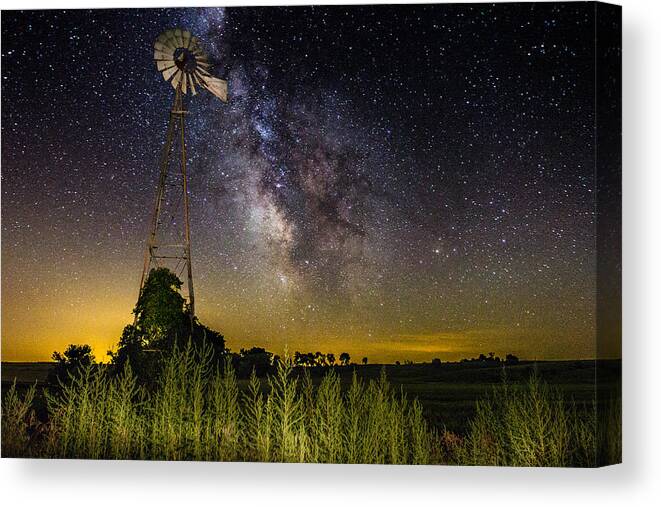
[237,347,273,377]
[48,344,96,385]
[108,268,226,382]
[505,353,519,365]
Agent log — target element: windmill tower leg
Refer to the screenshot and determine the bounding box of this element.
[177,89,195,322]
[137,84,195,329]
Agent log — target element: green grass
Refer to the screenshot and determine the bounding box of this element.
[2,344,433,463]
[1,352,621,465]
[1,359,619,435]
[452,373,619,467]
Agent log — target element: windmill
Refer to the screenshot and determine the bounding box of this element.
[137,28,228,323]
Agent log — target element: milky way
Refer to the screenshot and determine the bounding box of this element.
[1,4,619,362]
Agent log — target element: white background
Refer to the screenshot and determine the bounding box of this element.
[1,0,659,505]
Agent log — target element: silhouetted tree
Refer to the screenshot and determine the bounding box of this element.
[238,347,273,377]
[108,324,158,383]
[362,357,368,365]
[431,358,442,366]
[191,321,226,360]
[294,351,310,367]
[48,344,95,385]
[505,353,520,365]
[294,351,337,367]
[339,352,351,366]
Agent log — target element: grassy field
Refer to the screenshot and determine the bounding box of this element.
[1,352,621,465]
[2,362,52,385]
[304,360,619,433]
[2,358,620,435]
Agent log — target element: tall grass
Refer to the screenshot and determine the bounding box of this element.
[1,351,621,466]
[1,343,434,463]
[454,373,621,467]
[598,394,622,465]
[1,381,37,457]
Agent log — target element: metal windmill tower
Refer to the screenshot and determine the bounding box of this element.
[137,28,228,322]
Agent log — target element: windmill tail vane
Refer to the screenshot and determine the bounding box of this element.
[136,28,228,327]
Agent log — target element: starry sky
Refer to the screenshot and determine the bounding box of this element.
[1,3,620,363]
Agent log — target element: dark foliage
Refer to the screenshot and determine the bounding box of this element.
[293,351,337,367]
[48,344,96,385]
[236,347,273,377]
[505,353,520,365]
[108,268,226,381]
[459,352,521,365]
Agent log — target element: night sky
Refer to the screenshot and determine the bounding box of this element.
[1,3,616,362]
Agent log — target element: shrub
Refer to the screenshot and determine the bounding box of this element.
[48,344,96,385]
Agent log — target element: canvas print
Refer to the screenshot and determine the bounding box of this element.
[1,2,621,466]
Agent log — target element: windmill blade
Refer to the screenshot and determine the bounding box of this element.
[192,70,204,87]
[157,60,176,72]
[154,49,174,61]
[192,48,207,59]
[202,76,228,102]
[181,72,188,94]
[193,70,210,88]
[182,30,192,49]
[171,70,183,90]
[162,66,179,82]
[191,42,207,56]
[188,74,197,96]
[195,53,210,64]
[164,30,179,49]
[154,40,174,53]
[174,28,185,48]
[164,30,180,49]
[156,30,173,46]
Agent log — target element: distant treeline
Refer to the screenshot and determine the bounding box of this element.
[49,342,522,387]
[229,348,360,377]
[459,352,520,365]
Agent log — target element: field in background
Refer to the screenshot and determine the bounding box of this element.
[2,359,620,434]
